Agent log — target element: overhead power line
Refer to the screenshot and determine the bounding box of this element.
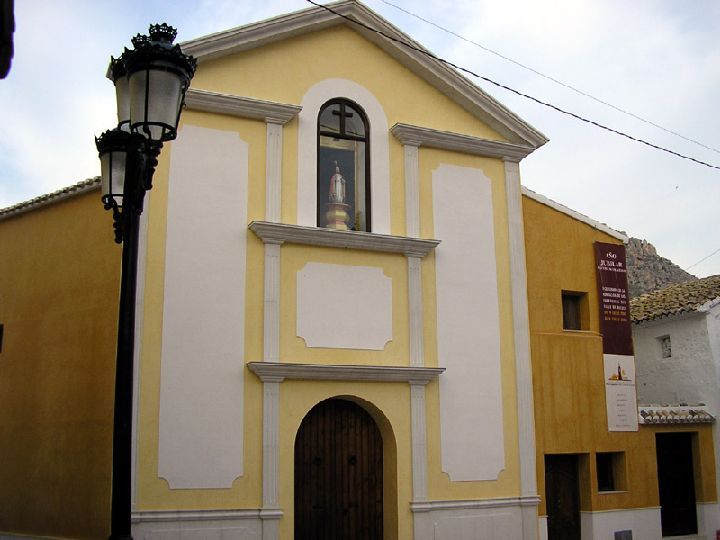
[306,0,720,171]
[686,246,720,271]
[375,0,720,156]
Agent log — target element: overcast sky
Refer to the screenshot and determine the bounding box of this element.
[1,0,718,276]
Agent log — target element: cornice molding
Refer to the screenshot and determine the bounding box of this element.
[247,362,445,384]
[185,88,301,124]
[180,1,547,148]
[411,496,541,513]
[249,221,439,257]
[391,123,536,161]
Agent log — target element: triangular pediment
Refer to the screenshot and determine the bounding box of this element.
[181,0,547,148]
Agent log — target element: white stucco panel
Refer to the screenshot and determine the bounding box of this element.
[297,262,392,350]
[433,164,505,481]
[158,124,247,489]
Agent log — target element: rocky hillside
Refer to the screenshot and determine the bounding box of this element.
[626,237,696,298]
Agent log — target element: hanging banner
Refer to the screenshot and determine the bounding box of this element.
[595,242,638,431]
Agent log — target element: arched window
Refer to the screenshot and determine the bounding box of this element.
[317,99,370,232]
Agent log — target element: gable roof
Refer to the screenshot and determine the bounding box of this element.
[631,274,720,323]
[181,0,548,149]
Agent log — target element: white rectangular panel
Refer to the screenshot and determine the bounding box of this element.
[158,125,247,488]
[433,164,505,481]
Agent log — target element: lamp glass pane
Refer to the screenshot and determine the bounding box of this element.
[100,149,127,206]
[129,68,184,141]
[114,75,131,131]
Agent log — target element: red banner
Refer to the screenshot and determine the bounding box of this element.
[594,242,633,355]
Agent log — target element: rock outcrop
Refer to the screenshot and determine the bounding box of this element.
[626,237,696,298]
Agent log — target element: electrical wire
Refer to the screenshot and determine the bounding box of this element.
[375,0,720,156]
[686,246,720,271]
[305,0,720,171]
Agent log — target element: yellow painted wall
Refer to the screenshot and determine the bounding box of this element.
[523,195,717,514]
[0,190,120,539]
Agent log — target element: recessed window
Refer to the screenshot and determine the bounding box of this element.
[562,291,588,330]
[659,335,671,358]
[317,99,370,232]
[0,323,3,353]
[597,452,626,492]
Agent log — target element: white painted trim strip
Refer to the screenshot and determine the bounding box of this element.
[249,221,439,257]
[265,122,283,222]
[262,381,280,508]
[521,186,627,242]
[263,243,281,362]
[411,496,541,513]
[248,362,444,384]
[403,144,420,238]
[185,88,301,124]
[408,256,425,368]
[410,383,428,501]
[132,509,266,522]
[391,123,535,161]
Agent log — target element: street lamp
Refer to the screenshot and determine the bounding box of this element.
[95,24,195,540]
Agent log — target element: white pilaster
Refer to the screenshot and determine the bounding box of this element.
[264,242,282,362]
[410,382,428,501]
[403,143,420,238]
[262,380,282,509]
[265,122,283,222]
[504,159,539,540]
[408,256,424,368]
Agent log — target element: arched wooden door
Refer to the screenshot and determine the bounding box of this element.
[294,398,383,540]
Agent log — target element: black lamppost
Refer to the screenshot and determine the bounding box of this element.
[95,24,195,540]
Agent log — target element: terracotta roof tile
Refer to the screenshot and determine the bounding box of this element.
[638,405,715,425]
[630,274,720,323]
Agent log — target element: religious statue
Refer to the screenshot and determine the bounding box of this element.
[324,160,351,230]
[328,161,346,203]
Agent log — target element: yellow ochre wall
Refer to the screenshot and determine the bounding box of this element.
[0,189,120,539]
[522,195,716,515]
[134,21,523,538]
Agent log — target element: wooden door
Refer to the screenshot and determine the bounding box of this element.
[294,399,383,540]
[656,432,697,536]
[545,454,581,540]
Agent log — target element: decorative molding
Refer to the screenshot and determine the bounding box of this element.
[262,381,280,508]
[410,383,428,501]
[521,186,627,242]
[180,1,547,147]
[249,221,439,257]
[391,123,536,161]
[132,509,265,523]
[265,122,283,222]
[185,88,301,124]
[403,144,420,238]
[248,362,444,384]
[411,496,541,513]
[408,256,425,368]
[263,243,281,362]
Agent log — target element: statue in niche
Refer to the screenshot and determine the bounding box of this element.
[324,160,351,230]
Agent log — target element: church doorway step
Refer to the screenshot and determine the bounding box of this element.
[294,398,383,540]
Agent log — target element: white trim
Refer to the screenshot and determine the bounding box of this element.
[297,78,391,234]
[263,243,281,362]
[265,122,283,222]
[410,383,428,501]
[391,123,536,161]
[180,1,547,147]
[505,161,539,540]
[408,256,425,368]
[411,496,541,513]
[248,362,444,384]
[262,381,280,509]
[132,509,266,522]
[403,143,420,237]
[249,221,439,257]
[521,186,627,242]
[185,88,301,124]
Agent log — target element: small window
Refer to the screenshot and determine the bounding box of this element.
[659,335,671,358]
[317,99,370,232]
[597,452,626,492]
[0,323,3,353]
[562,291,587,330]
